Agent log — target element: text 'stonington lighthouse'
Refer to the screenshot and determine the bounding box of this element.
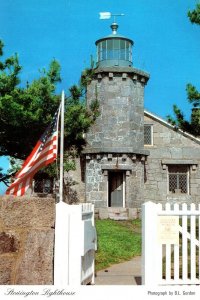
[83,20,150,217]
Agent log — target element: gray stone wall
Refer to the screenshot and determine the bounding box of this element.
[65,112,200,210]
[86,74,145,152]
[0,196,55,285]
[144,113,200,204]
[64,158,85,203]
[85,153,145,208]
[83,70,149,212]
[85,155,107,208]
[126,157,145,208]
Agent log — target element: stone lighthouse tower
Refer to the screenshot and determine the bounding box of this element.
[83,21,150,218]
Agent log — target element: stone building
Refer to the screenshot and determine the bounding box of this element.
[82,21,150,219]
[34,22,200,219]
[70,22,199,219]
[143,110,200,205]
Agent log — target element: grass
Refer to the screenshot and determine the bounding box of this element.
[95,219,142,271]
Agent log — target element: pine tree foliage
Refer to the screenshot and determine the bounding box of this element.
[167,5,200,137]
[188,3,200,25]
[186,83,200,107]
[0,40,99,181]
[0,168,9,186]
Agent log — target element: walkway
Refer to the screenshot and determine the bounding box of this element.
[95,256,142,285]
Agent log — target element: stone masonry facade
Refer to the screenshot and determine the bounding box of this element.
[0,196,55,285]
[85,68,149,153]
[83,67,149,214]
[66,110,200,215]
[64,67,200,218]
[85,153,145,208]
[144,111,200,204]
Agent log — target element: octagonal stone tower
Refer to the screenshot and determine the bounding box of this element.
[83,22,150,217]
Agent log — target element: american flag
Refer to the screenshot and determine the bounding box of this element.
[6,105,61,196]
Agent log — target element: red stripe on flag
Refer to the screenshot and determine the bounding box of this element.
[6,154,57,196]
[6,105,60,197]
[15,141,42,177]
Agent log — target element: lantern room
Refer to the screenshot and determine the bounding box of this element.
[95,22,133,68]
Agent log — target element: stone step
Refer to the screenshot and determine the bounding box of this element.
[107,208,128,220]
[97,207,140,220]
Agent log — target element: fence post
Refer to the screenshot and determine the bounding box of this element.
[142,201,158,285]
[54,201,70,285]
[68,205,84,285]
[54,203,96,285]
[91,204,96,284]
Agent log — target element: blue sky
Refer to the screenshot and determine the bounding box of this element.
[0,0,199,193]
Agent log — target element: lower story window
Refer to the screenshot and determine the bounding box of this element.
[34,179,54,194]
[168,165,189,194]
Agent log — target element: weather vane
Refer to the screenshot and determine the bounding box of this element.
[99,12,125,23]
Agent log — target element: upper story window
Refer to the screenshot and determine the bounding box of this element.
[168,165,189,194]
[144,124,153,145]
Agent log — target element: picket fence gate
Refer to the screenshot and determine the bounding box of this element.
[142,201,200,286]
[54,202,96,285]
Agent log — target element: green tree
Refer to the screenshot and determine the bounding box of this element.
[188,3,200,25]
[0,41,99,182]
[167,4,200,136]
[0,167,9,186]
[0,40,61,159]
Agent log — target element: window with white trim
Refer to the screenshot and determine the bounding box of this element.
[144,124,153,145]
[168,165,189,194]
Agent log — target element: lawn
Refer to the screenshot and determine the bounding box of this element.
[95,219,142,271]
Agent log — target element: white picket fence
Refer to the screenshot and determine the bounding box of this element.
[54,202,96,285]
[142,201,200,286]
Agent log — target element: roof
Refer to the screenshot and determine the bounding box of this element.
[95,33,133,45]
[144,109,200,145]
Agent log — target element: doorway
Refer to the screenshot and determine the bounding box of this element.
[108,171,124,207]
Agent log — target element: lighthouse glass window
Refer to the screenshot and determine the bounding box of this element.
[101,41,107,60]
[144,125,153,145]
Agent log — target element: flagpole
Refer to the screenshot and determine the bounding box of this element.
[59,90,65,202]
[54,90,70,285]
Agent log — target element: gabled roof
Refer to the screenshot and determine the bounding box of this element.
[144,109,200,146]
